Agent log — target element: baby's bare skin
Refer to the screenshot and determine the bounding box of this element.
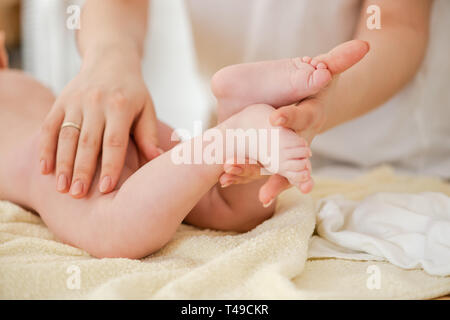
[0,39,366,258]
[0,69,315,258]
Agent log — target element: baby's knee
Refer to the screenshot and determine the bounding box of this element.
[86,231,167,259]
[80,208,171,259]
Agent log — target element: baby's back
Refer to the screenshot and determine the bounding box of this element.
[0,70,55,151]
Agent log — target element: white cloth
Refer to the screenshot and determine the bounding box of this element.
[308,192,450,276]
[185,0,450,178]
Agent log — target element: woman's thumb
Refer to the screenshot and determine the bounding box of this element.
[133,100,161,160]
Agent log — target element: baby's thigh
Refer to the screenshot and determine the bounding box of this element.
[38,121,176,250]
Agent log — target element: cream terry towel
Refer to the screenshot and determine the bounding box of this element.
[0,167,450,299]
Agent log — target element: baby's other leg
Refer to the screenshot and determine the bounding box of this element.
[211,40,369,122]
[10,113,275,258]
[211,41,370,202]
[212,55,331,122]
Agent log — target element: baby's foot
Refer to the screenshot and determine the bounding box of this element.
[216,40,370,203]
[224,104,313,203]
[212,55,332,121]
[212,40,369,120]
[219,159,262,188]
[216,56,327,196]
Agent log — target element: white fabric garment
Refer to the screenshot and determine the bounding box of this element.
[185,0,450,178]
[23,0,450,177]
[308,192,450,276]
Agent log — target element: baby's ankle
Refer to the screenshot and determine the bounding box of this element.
[215,104,279,167]
[221,104,275,131]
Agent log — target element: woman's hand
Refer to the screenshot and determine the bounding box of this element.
[219,81,332,205]
[39,45,160,198]
[270,90,329,145]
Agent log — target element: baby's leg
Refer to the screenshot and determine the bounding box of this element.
[6,104,305,259]
[208,51,331,204]
[211,40,369,121]
[211,40,370,202]
[212,55,331,123]
[184,104,311,231]
[90,104,309,256]
[0,65,276,259]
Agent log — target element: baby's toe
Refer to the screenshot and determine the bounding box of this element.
[283,145,310,159]
[285,170,310,185]
[310,59,319,67]
[316,62,327,69]
[219,173,235,188]
[259,174,291,207]
[282,159,309,172]
[299,178,314,194]
[220,173,251,187]
[302,56,312,64]
[309,68,332,90]
[224,164,244,175]
[224,162,262,178]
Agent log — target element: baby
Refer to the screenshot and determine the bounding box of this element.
[0,33,368,258]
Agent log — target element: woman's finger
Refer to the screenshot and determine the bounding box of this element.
[39,107,65,174]
[314,40,370,75]
[55,110,82,193]
[99,110,133,194]
[70,110,104,198]
[133,99,160,161]
[259,174,291,207]
[270,98,324,134]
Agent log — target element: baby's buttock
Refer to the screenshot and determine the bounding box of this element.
[0,70,55,151]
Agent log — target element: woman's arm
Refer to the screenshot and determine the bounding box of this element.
[271,0,433,137]
[231,0,434,201]
[78,0,148,58]
[320,0,433,131]
[39,0,160,199]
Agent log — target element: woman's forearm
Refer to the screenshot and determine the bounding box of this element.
[78,0,149,61]
[320,0,433,132]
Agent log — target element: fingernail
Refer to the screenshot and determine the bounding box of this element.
[221,182,231,188]
[40,160,47,174]
[275,117,286,126]
[56,174,67,192]
[308,149,312,157]
[157,148,164,154]
[71,180,84,196]
[99,176,111,193]
[263,198,274,208]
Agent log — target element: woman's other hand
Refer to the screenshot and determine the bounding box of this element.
[39,45,159,198]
